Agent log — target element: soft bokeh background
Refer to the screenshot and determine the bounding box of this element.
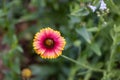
[0,0,120,80]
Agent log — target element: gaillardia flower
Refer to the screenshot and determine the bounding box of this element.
[33,27,66,59]
[21,68,32,78]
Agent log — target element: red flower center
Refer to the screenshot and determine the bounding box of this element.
[44,38,54,48]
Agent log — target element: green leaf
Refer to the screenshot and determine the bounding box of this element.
[16,46,23,53]
[30,65,57,77]
[76,27,91,43]
[87,27,99,32]
[73,40,81,47]
[90,43,102,56]
[114,25,120,33]
[11,58,20,74]
[0,9,7,17]
[94,62,104,69]
[17,13,37,22]
[71,8,89,16]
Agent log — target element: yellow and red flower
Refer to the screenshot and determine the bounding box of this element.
[33,27,66,59]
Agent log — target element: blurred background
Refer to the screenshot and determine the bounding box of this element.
[0,0,120,80]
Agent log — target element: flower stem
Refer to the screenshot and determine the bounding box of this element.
[61,55,104,72]
[107,42,116,73]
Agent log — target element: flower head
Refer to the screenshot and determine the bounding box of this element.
[21,68,32,78]
[33,27,66,59]
[99,0,107,10]
[88,4,97,12]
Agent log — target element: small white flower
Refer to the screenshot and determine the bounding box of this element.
[99,0,107,10]
[88,4,97,12]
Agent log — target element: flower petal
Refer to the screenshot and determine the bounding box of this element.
[41,49,58,59]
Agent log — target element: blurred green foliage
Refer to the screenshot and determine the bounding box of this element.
[0,0,120,80]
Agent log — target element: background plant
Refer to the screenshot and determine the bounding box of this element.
[0,0,120,80]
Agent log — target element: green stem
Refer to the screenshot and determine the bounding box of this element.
[61,55,104,72]
[102,45,116,80]
[107,45,116,72]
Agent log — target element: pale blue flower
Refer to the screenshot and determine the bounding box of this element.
[88,4,97,12]
[99,0,107,10]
